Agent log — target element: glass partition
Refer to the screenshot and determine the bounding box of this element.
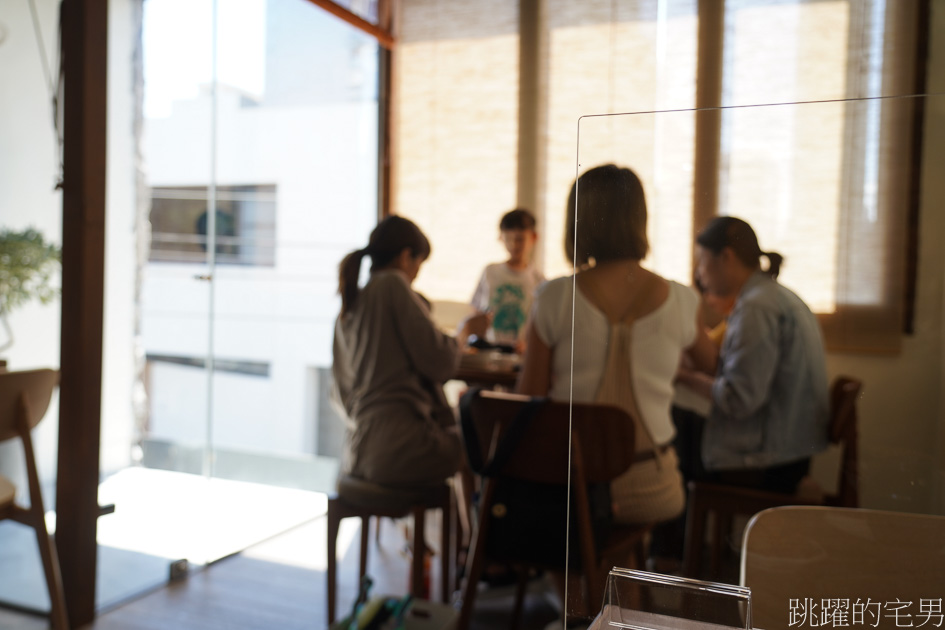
[565,92,938,624]
[592,568,753,629]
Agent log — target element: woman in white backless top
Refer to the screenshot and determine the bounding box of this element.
[517,164,717,525]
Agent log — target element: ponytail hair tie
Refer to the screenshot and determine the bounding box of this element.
[762,250,784,279]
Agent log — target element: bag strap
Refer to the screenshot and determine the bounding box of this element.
[460,387,549,476]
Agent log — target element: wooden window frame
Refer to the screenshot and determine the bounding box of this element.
[692,0,928,353]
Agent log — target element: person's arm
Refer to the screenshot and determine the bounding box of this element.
[385,273,463,383]
[711,303,780,420]
[470,267,490,313]
[515,319,552,396]
[456,311,491,348]
[684,308,719,376]
[675,365,714,399]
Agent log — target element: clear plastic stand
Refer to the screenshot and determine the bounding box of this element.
[587,568,753,630]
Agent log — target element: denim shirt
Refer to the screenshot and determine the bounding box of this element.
[703,271,829,470]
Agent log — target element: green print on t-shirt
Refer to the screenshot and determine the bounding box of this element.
[491,284,527,337]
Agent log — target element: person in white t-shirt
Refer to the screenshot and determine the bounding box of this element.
[470,208,545,350]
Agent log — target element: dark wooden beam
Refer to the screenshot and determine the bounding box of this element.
[903,0,931,335]
[379,46,393,218]
[693,0,725,236]
[304,0,395,49]
[517,0,541,219]
[57,0,108,626]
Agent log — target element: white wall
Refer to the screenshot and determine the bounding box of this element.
[0,0,186,480]
[100,0,141,474]
[0,0,66,484]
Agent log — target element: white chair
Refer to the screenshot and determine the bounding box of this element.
[741,505,945,630]
[0,369,68,630]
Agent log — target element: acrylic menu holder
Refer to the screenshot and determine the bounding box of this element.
[587,568,753,630]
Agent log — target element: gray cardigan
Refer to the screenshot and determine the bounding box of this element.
[332,269,462,486]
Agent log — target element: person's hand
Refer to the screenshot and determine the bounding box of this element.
[675,366,714,399]
[458,311,492,346]
[465,311,492,338]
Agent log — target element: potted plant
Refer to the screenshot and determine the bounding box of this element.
[0,227,62,354]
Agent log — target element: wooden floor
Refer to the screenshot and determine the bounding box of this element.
[0,512,561,630]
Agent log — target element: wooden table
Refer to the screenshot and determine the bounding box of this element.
[452,353,520,389]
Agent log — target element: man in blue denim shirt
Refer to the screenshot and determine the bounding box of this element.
[679,217,829,493]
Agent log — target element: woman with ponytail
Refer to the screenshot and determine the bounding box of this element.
[332,216,487,487]
[677,216,829,494]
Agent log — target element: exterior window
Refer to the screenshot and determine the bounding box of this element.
[148,184,276,266]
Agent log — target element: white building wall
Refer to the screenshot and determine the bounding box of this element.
[142,88,377,456]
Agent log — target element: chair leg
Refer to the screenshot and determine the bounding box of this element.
[712,510,733,577]
[411,507,426,598]
[585,565,605,621]
[327,500,341,625]
[510,568,529,630]
[712,512,732,578]
[454,499,466,593]
[457,478,496,630]
[359,516,370,580]
[440,496,451,603]
[634,538,647,570]
[455,467,474,551]
[683,493,705,579]
[34,525,68,630]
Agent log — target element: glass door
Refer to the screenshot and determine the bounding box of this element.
[94,0,381,608]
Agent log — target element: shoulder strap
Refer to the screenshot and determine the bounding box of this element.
[459,388,549,476]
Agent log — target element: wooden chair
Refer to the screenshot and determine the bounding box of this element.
[0,369,68,630]
[741,505,945,630]
[457,390,652,630]
[325,475,454,625]
[682,376,862,581]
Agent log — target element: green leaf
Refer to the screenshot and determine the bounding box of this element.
[0,227,62,314]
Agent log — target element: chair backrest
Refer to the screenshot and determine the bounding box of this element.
[828,376,862,507]
[464,390,636,486]
[0,369,59,442]
[742,506,945,630]
[458,390,640,628]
